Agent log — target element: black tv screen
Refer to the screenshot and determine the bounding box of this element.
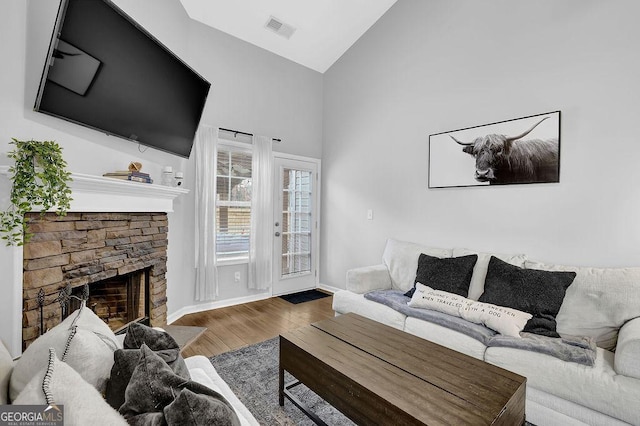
[35,0,210,158]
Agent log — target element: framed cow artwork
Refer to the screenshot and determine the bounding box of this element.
[428,111,561,188]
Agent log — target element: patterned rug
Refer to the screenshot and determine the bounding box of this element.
[210,337,354,425]
[210,337,534,425]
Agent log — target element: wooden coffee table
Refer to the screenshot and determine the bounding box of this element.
[279,313,526,425]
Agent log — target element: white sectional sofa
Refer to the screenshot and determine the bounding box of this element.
[333,238,640,426]
[0,307,259,426]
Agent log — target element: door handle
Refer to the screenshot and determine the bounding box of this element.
[275,232,281,237]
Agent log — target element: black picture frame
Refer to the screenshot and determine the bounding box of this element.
[428,111,561,188]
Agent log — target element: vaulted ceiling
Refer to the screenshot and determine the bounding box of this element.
[179,0,397,73]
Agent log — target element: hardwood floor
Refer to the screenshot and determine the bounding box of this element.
[173,292,335,357]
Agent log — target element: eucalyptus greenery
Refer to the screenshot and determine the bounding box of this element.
[0,138,72,246]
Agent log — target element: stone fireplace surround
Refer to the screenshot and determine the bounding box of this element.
[0,168,188,354]
[22,211,167,349]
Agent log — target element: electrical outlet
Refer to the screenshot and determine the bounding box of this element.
[234,271,241,282]
[367,209,374,220]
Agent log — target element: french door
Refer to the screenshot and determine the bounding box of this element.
[272,156,319,296]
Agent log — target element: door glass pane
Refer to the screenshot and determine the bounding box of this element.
[281,168,312,277]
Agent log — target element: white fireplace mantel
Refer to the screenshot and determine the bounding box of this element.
[0,166,189,213]
[0,166,189,357]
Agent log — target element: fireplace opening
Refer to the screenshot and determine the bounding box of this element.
[68,268,150,333]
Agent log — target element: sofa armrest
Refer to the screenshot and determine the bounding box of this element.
[185,356,259,426]
[346,264,392,294]
[614,317,640,379]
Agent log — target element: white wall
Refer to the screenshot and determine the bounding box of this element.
[321,0,640,289]
[0,0,322,355]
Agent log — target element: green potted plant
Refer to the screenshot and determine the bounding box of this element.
[0,138,73,246]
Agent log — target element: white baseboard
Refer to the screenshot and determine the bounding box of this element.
[167,292,271,324]
[317,283,344,294]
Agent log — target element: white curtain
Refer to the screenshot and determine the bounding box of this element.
[248,135,273,290]
[194,126,218,301]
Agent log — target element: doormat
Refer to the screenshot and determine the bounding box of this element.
[279,289,330,304]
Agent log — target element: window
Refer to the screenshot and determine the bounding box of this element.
[216,145,252,261]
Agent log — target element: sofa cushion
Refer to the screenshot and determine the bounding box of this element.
[526,260,640,351]
[480,256,576,337]
[404,317,487,360]
[452,248,527,300]
[525,386,630,426]
[0,340,13,405]
[13,348,127,425]
[405,253,477,298]
[10,305,120,401]
[485,346,640,425]
[332,290,406,330]
[382,239,452,292]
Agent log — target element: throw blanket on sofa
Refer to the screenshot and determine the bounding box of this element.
[364,290,596,366]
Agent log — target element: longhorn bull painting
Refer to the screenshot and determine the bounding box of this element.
[428,111,561,188]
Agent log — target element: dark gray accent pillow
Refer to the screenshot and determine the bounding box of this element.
[107,323,190,410]
[124,322,179,351]
[106,346,191,410]
[122,323,190,378]
[405,253,478,298]
[119,345,240,426]
[164,388,240,426]
[480,256,576,337]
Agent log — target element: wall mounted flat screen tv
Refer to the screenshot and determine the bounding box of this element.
[35,0,211,158]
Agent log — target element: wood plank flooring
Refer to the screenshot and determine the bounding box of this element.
[172,292,335,357]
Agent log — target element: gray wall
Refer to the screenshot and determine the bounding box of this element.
[321,0,640,289]
[0,0,322,353]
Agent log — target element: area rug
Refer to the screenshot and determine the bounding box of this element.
[279,289,330,304]
[210,337,536,425]
[210,337,354,425]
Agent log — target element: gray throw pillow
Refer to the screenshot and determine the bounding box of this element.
[405,253,478,298]
[122,323,189,379]
[106,347,191,410]
[106,323,190,410]
[480,256,576,337]
[164,388,240,426]
[124,322,180,351]
[119,345,240,426]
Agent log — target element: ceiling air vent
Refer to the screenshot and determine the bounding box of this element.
[264,16,296,39]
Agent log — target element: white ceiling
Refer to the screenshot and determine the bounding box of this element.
[179,0,397,73]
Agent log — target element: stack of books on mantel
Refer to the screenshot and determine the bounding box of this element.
[103,170,153,184]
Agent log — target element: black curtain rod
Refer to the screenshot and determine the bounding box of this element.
[219,127,282,143]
